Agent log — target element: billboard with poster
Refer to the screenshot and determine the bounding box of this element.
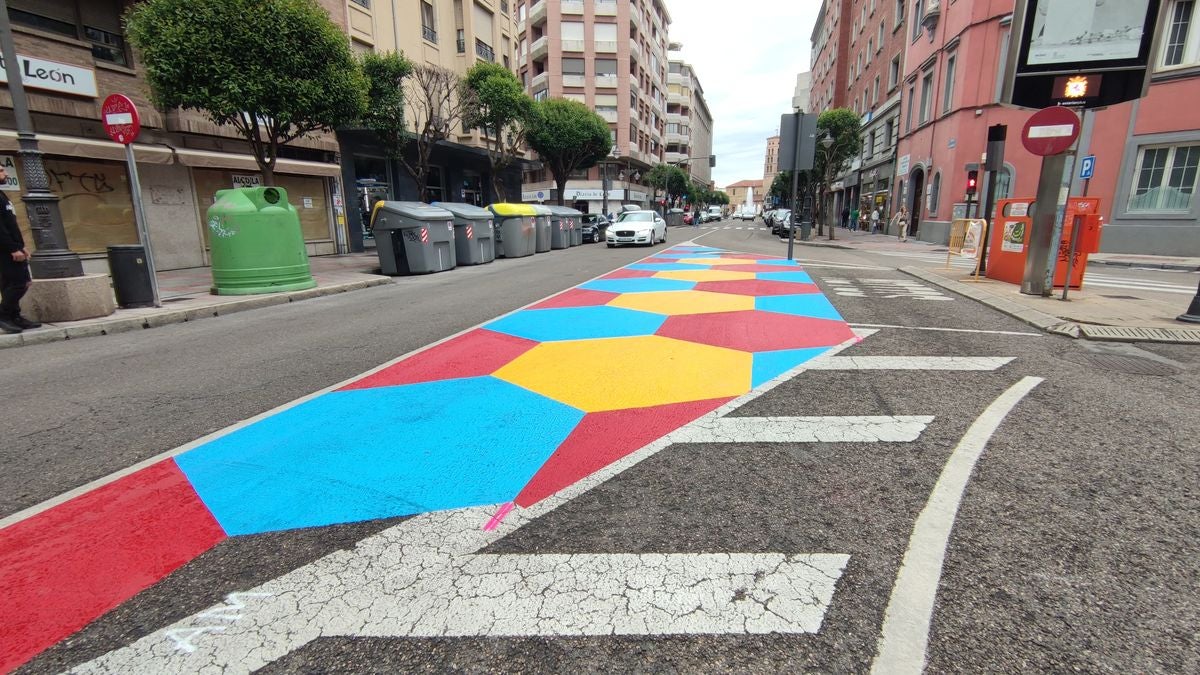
[1003,0,1165,109]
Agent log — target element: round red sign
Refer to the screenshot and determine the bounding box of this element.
[1021,106,1081,157]
[101,94,141,145]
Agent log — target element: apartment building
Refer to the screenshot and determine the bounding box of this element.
[894,0,1199,255]
[762,135,780,202]
[667,58,714,189]
[809,0,852,114]
[338,0,525,250]
[516,0,673,214]
[0,0,345,271]
[828,0,909,224]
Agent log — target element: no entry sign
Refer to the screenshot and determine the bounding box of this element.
[101,94,141,145]
[1021,106,1080,156]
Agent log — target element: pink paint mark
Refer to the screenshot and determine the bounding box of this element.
[694,279,822,297]
[600,268,657,280]
[483,502,515,531]
[339,329,538,391]
[0,460,226,673]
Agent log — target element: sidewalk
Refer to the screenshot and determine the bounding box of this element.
[793,229,1200,344]
[1,253,391,349]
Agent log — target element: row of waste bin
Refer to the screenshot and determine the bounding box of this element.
[373,202,586,276]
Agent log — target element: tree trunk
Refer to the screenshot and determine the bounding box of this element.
[260,163,276,187]
[553,170,567,206]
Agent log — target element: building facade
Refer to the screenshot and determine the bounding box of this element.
[893,0,1200,255]
[516,0,674,214]
[1,0,346,272]
[668,58,714,189]
[762,134,780,204]
[725,179,763,213]
[337,0,526,251]
[809,0,852,114]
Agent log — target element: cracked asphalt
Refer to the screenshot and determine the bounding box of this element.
[8,226,1199,673]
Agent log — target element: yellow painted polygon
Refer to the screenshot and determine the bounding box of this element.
[493,335,751,412]
[609,290,754,316]
[674,257,756,266]
[654,269,756,282]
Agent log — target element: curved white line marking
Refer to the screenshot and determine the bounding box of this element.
[871,376,1044,675]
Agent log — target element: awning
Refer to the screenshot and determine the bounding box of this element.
[174,148,341,176]
[0,130,174,164]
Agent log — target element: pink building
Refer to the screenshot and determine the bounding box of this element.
[895,0,1200,255]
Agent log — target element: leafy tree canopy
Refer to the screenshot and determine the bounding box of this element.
[814,108,863,182]
[126,0,367,184]
[359,51,414,160]
[645,164,690,196]
[526,98,611,205]
[463,62,535,200]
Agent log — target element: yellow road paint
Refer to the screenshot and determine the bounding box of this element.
[609,290,755,316]
[654,270,757,282]
[493,336,752,412]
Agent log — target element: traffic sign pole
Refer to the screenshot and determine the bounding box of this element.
[123,143,160,308]
[102,94,160,307]
[1020,107,1080,296]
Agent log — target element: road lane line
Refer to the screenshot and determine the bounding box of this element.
[668,416,934,444]
[808,356,1014,371]
[871,376,1044,675]
[848,323,1042,337]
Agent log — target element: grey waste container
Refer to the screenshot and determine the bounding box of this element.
[372,202,457,275]
[487,203,537,258]
[531,204,552,253]
[666,208,685,227]
[568,209,583,246]
[548,206,582,249]
[433,202,495,266]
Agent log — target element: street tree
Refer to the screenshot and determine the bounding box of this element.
[526,99,611,206]
[711,191,730,206]
[358,51,414,164]
[811,108,862,238]
[126,0,367,186]
[463,63,535,202]
[769,171,793,205]
[645,164,690,211]
[402,64,476,201]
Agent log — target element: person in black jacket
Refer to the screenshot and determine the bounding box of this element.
[0,165,40,334]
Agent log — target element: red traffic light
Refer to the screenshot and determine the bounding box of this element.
[966,170,979,196]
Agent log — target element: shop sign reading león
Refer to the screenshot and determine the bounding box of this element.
[0,53,97,97]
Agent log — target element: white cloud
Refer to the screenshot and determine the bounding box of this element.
[667,1,821,188]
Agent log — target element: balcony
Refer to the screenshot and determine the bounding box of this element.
[667,72,691,88]
[561,39,585,52]
[563,74,586,87]
[668,91,687,106]
[422,25,438,44]
[629,77,640,94]
[665,151,686,164]
[629,41,642,62]
[531,71,549,91]
[598,108,619,123]
[530,35,548,60]
[476,39,495,62]
[667,111,685,124]
[595,73,619,88]
[561,0,584,14]
[595,0,617,16]
[629,6,643,29]
[595,40,617,53]
[529,0,547,26]
[666,131,689,145]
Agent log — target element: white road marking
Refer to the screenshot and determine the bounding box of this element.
[808,356,1014,371]
[669,416,934,444]
[848,323,1042,337]
[871,376,1043,675]
[824,278,952,301]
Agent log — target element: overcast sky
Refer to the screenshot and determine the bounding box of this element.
[667,2,823,189]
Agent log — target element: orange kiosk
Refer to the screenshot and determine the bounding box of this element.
[986,197,1103,289]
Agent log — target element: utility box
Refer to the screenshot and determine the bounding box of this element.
[531,204,553,253]
[487,203,537,258]
[206,187,316,295]
[373,202,457,275]
[434,202,496,266]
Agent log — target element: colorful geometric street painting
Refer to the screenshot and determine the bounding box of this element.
[0,245,854,673]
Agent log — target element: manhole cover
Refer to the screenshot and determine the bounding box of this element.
[1079,324,1200,344]
[1074,353,1181,376]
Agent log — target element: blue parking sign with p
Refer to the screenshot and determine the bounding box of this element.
[1080,155,1096,180]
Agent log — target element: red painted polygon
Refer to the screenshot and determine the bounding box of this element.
[339,329,537,391]
[657,310,856,353]
[514,397,734,507]
[600,269,657,280]
[721,253,786,261]
[0,460,225,673]
[528,288,620,310]
[694,279,821,296]
[719,264,813,274]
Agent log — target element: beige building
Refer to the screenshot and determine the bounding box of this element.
[667,58,714,189]
[725,179,763,213]
[1,0,347,272]
[762,134,780,202]
[338,0,528,248]
[516,0,673,213]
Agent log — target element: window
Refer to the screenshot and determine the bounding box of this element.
[562,57,585,76]
[995,28,1011,101]
[873,75,880,105]
[919,71,933,124]
[10,0,130,66]
[561,21,585,50]
[84,26,128,66]
[350,0,369,6]
[942,54,956,113]
[895,0,905,28]
[889,54,901,90]
[457,28,466,53]
[1128,144,1200,212]
[421,1,437,42]
[595,58,618,76]
[533,88,549,101]
[877,21,885,52]
[1161,0,1199,69]
[912,0,924,42]
[929,172,941,215]
[905,83,915,132]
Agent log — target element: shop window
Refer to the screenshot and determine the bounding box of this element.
[6,157,135,255]
[426,166,445,203]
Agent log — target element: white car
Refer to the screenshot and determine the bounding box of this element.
[607,210,667,247]
[736,209,757,221]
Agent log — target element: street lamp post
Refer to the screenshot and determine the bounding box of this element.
[0,0,83,278]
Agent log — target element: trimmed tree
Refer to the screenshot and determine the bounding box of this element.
[359,51,414,161]
[526,98,611,206]
[402,64,476,201]
[645,164,690,211]
[812,108,862,238]
[464,62,535,202]
[126,0,367,186]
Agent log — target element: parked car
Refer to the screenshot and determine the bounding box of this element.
[580,213,609,243]
[683,211,694,226]
[702,206,723,223]
[607,210,667,247]
[771,209,792,234]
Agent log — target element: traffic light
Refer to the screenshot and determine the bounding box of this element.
[966,170,979,197]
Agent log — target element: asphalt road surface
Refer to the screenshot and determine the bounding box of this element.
[4,224,1197,674]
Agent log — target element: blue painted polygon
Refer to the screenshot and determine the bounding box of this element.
[756,294,844,321]
[751,347,834,387]
[580,278,696,294]
[757,271,815,284]
[484,305,666,342]
[175,377,584,535]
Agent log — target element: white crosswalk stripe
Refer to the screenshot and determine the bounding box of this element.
[1079,273,1198,295]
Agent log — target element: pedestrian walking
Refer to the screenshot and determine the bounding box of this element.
[841,206,850,229]
[891,206,909,242]
[0,166,40,334]
[870,207,880,234]
[850,207,859,232]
